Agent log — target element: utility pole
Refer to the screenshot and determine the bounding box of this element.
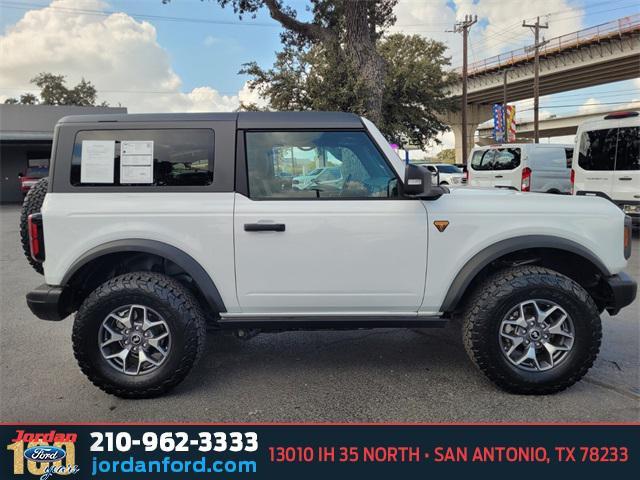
[523,16,548,143]
[451,14,477,165]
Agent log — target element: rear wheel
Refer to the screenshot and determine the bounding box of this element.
[72,272,206,398]
[19,177,48,274]
[462,266,601,394]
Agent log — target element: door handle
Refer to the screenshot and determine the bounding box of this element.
[494,175,503,178]
[244,223,286,232]
[619,177,633,181]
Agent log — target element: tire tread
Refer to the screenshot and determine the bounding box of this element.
[462,265,602,395]
[72,272,206,398]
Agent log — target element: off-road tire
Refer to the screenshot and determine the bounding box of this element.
[462,266,601,395]
[19,177,48,274]
[72,272,206,398]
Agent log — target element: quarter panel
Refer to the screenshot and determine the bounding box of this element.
[41,192,238,311]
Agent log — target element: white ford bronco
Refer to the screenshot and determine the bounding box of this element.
[23,112,636,398]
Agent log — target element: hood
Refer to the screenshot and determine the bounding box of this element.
[437,186,622,217]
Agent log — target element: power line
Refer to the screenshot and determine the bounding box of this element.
[518,100,640,112]
[449,3,639,67]
[0,1,278,27]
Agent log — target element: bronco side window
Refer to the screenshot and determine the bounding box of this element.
[71,129,214,186]
[245,131,399,199]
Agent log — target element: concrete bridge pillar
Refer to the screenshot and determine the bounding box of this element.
[440,104,492,164]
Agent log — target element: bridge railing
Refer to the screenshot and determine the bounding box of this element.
[457,14,640,76]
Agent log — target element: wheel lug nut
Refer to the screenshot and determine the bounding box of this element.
[536,342,541,347]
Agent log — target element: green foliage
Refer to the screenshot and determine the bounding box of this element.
[241,34,458,149]
[436,148,456,164]
[167,1,457,147]
[4,73,104,106]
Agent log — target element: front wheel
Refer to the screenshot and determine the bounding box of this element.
[462,266,601,394]
[72,272,206,398]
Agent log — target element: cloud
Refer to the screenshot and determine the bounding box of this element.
[0,0,265,112]
[203,35,220,47]
[393,0,585,67]
[578,97,603,114]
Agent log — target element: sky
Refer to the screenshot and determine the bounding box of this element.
[0,0,639,154]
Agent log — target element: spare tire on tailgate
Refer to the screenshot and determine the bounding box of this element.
[20,177,48,275]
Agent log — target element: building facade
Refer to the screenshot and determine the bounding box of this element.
[0,104,126,203]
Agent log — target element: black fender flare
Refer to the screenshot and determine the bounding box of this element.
[61,239,226,313]
[439,235,611,313]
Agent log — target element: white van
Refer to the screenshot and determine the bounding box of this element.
[572,111,639,227]
[468,143,573,193]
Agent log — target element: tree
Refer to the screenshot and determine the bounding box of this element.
[436,148,456,164]
[18,93,39,105]
[4,73,104,106]
[167,0,397,125]
[240,34,457,149]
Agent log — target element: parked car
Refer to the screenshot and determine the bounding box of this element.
[424,163,466,185]
[292,166,343,191]
[23,111,635,398]
[572,111,640,228]
[18,165,48,195]
[468,143,573,193]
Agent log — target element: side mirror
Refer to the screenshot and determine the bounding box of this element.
[403,164,446,199]
[403,164,432,196]
[17,172,24,178]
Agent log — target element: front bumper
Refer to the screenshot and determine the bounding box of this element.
[604,272,637,315]
[26,284,72,321]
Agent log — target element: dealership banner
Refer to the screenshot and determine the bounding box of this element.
[2,424,637,479]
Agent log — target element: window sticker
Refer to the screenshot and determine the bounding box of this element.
[80,140,115,183]
[120,140,154,184]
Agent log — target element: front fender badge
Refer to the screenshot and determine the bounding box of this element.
[434,220,449,232]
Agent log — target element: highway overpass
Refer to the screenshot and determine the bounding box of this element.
[475,110,636,145]
[442,14,640,161]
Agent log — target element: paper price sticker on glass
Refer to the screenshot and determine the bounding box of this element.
[120,140,154,184]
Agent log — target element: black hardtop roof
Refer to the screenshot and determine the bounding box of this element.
[57,111,364,129]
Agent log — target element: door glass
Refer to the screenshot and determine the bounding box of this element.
[245,131,398,199]
[578,128,617,171]
[614,127,640,171]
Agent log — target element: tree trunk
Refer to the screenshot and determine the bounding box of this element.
[343,1,386,125]
[261,0,386,124]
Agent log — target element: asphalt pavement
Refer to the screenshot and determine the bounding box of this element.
[1,204,638,422]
